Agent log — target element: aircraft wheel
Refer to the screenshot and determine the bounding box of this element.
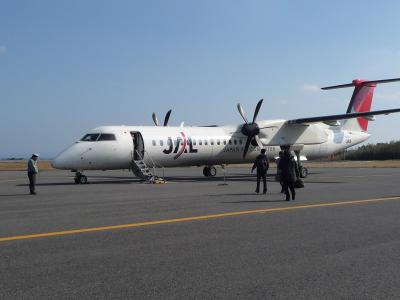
[203,167,211,177]
[300,166,308,178]
[74,177,80,184]
[79,175,88,184]
[209,166,217,177]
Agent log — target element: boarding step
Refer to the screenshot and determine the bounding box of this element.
[131,159,154,181]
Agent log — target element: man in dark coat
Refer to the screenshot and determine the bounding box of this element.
[27,154,39,195]
[277,149,299,201]
[276,151,284,193]
[251,149,269,194]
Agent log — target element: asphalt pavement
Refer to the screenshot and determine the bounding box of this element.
[1,166,400,299]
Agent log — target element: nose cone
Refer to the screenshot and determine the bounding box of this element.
[52,144,80,170]
[51,151,68,169]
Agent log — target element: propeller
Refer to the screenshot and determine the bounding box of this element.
[237,99,264,158]
[152,109,172,126]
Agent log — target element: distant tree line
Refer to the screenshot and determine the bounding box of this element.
[345,141,400,160]
[3,157,25,161]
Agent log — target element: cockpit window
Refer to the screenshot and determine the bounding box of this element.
[80,134,100,141]
[98,134,116,141]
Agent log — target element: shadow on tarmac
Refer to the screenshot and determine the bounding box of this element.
[17,179,140,187]
[222,199,286,203]
[0,193,31,197]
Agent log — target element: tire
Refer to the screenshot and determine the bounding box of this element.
[79,175,88,184]
[209,166,217,177]
[300,167,308,178]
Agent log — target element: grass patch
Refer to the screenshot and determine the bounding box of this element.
[0,160,54,171]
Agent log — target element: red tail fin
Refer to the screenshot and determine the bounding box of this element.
[346,80,376,131]
[322,77,400,132]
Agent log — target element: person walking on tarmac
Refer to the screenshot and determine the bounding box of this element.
[276,151,285,193]
[278,149,299,201]
[27,154,39,195]
[251,149,269,194]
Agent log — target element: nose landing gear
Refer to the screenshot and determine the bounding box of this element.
[74,172,88,184]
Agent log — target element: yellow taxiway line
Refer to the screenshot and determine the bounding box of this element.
[1,196,400,242]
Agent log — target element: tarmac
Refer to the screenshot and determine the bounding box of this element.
[1,166,400,299]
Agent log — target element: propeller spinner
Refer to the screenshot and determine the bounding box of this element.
[237,99,264,158]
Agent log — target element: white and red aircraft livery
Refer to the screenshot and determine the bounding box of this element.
[52,78,400,184]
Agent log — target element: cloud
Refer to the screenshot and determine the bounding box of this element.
[0,46,6,55]
[375,92,400,101]
[302,84,321,92]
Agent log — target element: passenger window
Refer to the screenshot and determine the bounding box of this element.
[152,140,156,146]
[98,134,116,141]
[193,139,196,145]
[160,140,164,146]
[223,140,227,145]
[239,139,243,145]
[199,140,203,145]
[204,140,208,145]
[229,140,232,145]
[234,139,237,145]
[210,139,214,145]
[217,140,220,145]
[80,133,100,142]
[167,139,172,146]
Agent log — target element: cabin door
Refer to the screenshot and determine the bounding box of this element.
[131,132,145,160]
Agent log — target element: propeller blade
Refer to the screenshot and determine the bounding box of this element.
[254,135,263,148]
[152,112,159,126]
[237,103,248,124]
[163,109,172,126]
[252,99,263,123]
[243,136,252,158]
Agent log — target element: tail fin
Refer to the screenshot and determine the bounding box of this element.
[322,78,400,131]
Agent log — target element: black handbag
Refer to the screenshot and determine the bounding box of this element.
[294,178,304,189]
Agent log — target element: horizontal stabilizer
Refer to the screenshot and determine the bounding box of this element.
[322,78,400,90]
[287,108,400,125]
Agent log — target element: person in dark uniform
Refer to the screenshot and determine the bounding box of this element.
[251,149,269,194]
[27,154,39,195]
[276,151,285,193]
[277,149,299,201]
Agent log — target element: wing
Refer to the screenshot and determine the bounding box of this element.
[286,108,400,125]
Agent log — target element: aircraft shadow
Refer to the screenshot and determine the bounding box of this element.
[304,180,345,184]
[0,193,31,197]
[165,175,262,183]
[17,179,140,187]
[223,199,287,203]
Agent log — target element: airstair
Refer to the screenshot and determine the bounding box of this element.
[131,151,154,181]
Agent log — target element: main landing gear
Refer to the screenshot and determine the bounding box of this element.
[74,172,88,184]
[294,150,308,178]
[203,166,217,177]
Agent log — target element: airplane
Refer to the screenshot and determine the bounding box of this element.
[52,77,400,184]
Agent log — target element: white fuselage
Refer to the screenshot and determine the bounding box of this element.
[52,120,370,171]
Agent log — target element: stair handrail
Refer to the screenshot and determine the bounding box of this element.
[133,149,167,179]
[141,149,166,179]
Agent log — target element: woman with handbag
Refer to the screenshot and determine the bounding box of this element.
[277,149,300,201]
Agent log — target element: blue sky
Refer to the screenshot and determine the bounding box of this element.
[1,0,400,158]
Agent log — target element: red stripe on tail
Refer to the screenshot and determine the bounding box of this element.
[349,80,376,131]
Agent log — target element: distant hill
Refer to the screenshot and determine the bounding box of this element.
[3,157,25,161]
